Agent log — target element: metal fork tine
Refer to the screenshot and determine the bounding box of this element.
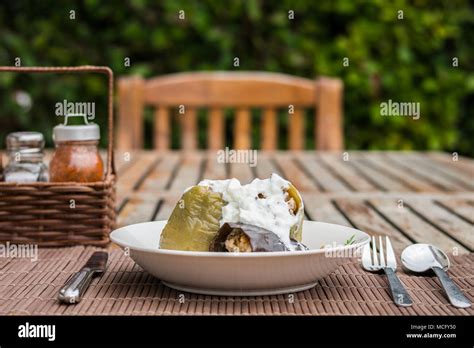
[378,236,386,267]
[385,236,397,269]
[371,236,379,267]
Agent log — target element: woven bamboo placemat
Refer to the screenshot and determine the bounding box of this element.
[0,246,472,315]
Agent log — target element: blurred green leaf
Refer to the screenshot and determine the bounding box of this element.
[0,0,471,155]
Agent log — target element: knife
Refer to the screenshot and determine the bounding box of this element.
[58,251,108,304]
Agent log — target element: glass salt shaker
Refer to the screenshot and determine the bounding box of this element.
[4,132,48,183]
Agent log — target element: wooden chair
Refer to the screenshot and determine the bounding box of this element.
[117,71,343,151]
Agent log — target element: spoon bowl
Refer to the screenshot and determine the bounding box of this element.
[401,243,450,274]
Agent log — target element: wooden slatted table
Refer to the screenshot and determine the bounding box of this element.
[116,151,474,254]
[1,150,472,316]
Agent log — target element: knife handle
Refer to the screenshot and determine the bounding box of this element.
[58,268,94,304]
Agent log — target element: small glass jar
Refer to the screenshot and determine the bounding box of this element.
[4,132,48,183]
[49,122,104,183]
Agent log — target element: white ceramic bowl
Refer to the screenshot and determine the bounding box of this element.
[110,220,370,296]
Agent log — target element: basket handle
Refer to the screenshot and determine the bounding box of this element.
[0,66,115,176]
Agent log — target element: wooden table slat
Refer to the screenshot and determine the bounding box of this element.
[302,195,351,227]
[408,153,474,190]
[405,198,474,251]
[202,151,227,180]
[360,153,441,192]
[386,153,466,192]
[117,197,159,227]
[369,198,469,254]
[169,152,204,191]
[436,199,474,224]
[296,153,351,192]
[116,152,159,205]
[254,153,282,179]
[139,152,180,192]
[427,152,474,176]
[229,162,254,184]
[348,157,411,192]
[318,153,378,192]
[273,154,321,192]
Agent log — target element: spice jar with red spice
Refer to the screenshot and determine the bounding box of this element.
[49,116,104,183]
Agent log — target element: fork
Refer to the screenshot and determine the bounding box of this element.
[362,236,413,307]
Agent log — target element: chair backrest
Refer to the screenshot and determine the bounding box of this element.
[117,71,343,150]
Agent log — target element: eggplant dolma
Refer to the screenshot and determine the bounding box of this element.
[209,223,308,252]
[159,173,305,252]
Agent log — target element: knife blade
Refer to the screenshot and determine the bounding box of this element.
[58,251,108,304]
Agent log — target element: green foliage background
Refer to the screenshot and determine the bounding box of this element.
[0,0,473,155]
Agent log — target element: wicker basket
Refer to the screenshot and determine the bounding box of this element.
[0,66,116,247]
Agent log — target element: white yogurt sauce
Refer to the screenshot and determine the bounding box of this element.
[198,173,298,248]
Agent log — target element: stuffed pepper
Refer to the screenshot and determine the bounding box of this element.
[159,173,305,252]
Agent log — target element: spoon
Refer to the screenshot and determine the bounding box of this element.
[401,244,471,308]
